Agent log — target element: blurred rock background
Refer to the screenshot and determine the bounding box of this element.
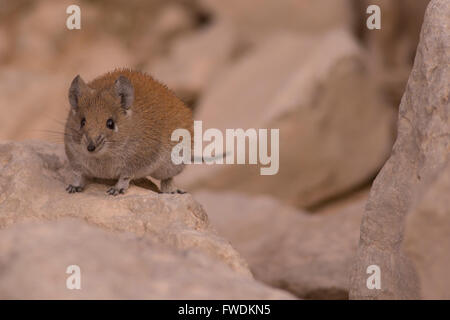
[1,0,445,300]
[0,0,429,210]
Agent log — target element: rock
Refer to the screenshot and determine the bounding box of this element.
[356,0,431,106]
[349,0,449,299]
[198,0,353,46]
[0,141,250,276]
[151,3,195,40]
[179,30,395,209]
[131,3,198,67]
[0,219,294,299]
[10,0,68,71]
[61,36,134,80]
[149,21,235,105]
[194,191,365,299]
[5,0,140,76]
[358,0,430,68]
[0,69,68,141]
[403,164,450,299]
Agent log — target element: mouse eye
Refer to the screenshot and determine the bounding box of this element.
[106,118,115,130]
[80,118,86,128]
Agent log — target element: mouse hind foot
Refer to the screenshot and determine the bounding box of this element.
[160,177,186,194]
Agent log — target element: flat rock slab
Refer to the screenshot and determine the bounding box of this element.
[0,219,294,299]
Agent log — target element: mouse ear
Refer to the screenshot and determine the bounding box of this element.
[68,75,90,111]
[115,75,134,110]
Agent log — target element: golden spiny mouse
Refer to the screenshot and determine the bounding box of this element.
[64,68,193,195]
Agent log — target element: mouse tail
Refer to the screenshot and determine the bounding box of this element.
[190,151,229,163]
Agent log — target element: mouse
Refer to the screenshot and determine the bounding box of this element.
[64,68,193,196]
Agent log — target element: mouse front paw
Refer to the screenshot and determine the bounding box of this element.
[106,187,125,196]
[66,185,83,193]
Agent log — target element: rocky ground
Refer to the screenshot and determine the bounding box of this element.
[0,0,448,299]
[0,141,293,299]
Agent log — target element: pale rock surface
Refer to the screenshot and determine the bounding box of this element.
[0,141,250,276]
[0,69,68,141]
[349,0,449,299]
[0,219,294,299]
[194,191,365,299]
[150,21,235,104]
[403,164,450,299]
[198,0,353,46]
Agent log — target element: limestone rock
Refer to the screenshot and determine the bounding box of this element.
[0,219,294,299]
[349,0,449,299]
[194,191,365,299]
[403,164,450,299]
[10,0,69,71]
[356,0,431,106]
[198,0,353,46]
[358,0,430,70]
[179,30,395,209]
[0,69,68,141]
[0,141,250,276]
[150,21,235,105]
[61,36,134,81]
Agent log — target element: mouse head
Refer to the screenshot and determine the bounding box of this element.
[66,74,134,155]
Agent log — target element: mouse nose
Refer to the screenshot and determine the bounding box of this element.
[87,143,96,152]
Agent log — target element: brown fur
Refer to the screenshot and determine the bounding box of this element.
[64,68,193,195]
